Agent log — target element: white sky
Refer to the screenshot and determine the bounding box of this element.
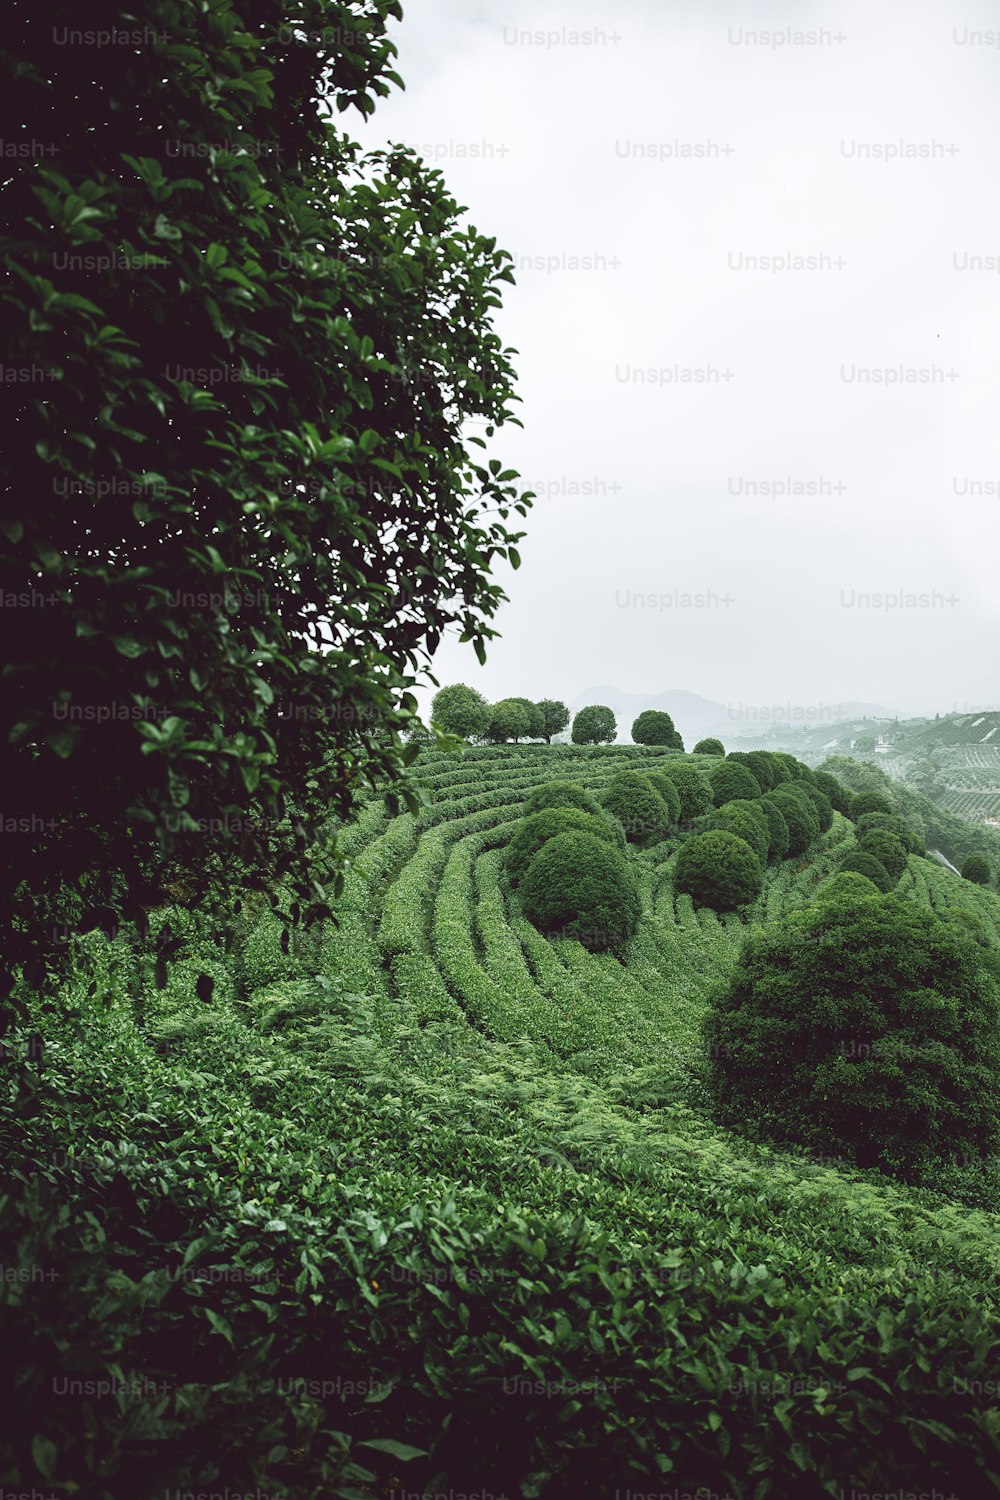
[359,0,1000,720]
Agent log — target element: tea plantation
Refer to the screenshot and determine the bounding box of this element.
[5,743,1000,1499]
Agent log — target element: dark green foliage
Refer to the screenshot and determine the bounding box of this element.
[962,854,991,886]
[536,699,570,742]
[508,698,546,740]
[755,798,790,861]
[838,850,894,893]
[857,830,908,883]
[631,711,683,749]
[486,699,533,743]
[644,772,682,826]
[506,809,621,887]
[816,870,882,903]
[602,771,673,847]
[703,893,1000,1179]
[743,752,776,791]
[432,684,491,741]
[813,769,852,815]
[523,780,604,820]
[519,831,640,950]
[571,705,617,745]
[800,783,834,834]
[673,831,763,912]
[851,792,894,820]
[765,786,820,856]
[855,812,923,855]
[0,1,532,975]
[709,761,762,807]
[660,761,714,825]
[708,800,770,864]
[764,755,792,785]
[692,737,725,756]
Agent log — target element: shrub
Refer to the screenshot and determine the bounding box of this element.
[962,854,991,886]
[431,684,491,741]
[815,870,882,903]
[644,772,682,826]
[813,769,852,815]
[571,705,617,745]
[857,830,909,883]
[851,791,894,820]
[764,755,792,786]
[838,850,893,893]
[660,761,714,825]
[702,892,1000,1179]
[673,831,763,912]
[708,800,770,864]
[523,781,603,820]
[764,787,820,856]
[755,798,790,861]
[518,831,640,951]
[800,783,834,834]
[631,710,683,749]
[692,737,724,756]
[709,761,762,807]
[506,809,622,887]
[743,752,776,792]
[602,772,673,847]
[856,812,923,855]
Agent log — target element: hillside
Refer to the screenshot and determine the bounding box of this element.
[8,742,1000,1499]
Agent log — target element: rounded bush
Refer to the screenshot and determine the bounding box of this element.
[765,787,819,857]
[632,710,683,749]
[602,770,673,847]
[855,812,923,855]
[850,791,893,820]
[709,761,762,807]
[507,808,621,888]
[692,737,724,756]
[764,755,792,785]
[815,870,882,903]
[743,752,776,792]
[857,829,908,883]
[673,831,763,912]
[519,830,640,951]
[571,705,617,744]
[800,783,834,834]
[660,761,714,825]
[709,800,770,864]
[756,798,790,861]
[838,850,893,893]
[702,892,1000,1178]
[962,854,991,886]
[644,771,682,826]
[523,780,603,820]
[813,769,852,815]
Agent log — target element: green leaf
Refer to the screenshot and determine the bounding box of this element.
[32,1434,57,1479]
[204,1308,234,1347]
[357,1438,427,1462]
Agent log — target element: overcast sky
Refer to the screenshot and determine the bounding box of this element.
[359,0,1000,721]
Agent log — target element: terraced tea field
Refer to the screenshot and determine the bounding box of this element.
[11,742,1000,1499]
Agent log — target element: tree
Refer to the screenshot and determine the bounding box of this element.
[693,738,725,756]
[963,854,992,886]
[816,870,882,904]
[856,830,908,883]
[0,1,532,982]
[851,792,894,820]
[486,699,532,743]
[518,831,640,952]
[702,892,1000,1179]
[509,698,545,740]
[837,850,893,893]
[506,808,621,887]
[800,784,834,834]
[707,800,770,865]
[743,751,776,792]
[813,769,852,815]
[644,772,682,826]
[660,761,714,826]
[764,787,819,857]
[755,798,790,862]
[856,812,923,856]
[523,780,604,820]
[709,761,762,807]
[673,831,763,912]
[602,771,673,847]
[571,705,617,745]
[631,710,683,750]
[431,684,490,742]
[536,699,570,743]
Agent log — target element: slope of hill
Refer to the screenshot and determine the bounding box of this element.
[7,743,1000,1499]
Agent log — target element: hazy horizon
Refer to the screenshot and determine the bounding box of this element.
[357,0,1000,724]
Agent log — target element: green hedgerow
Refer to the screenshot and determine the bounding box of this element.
[673,830,763,912]
[518,830,641,951]
[702,891,1000,1180]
